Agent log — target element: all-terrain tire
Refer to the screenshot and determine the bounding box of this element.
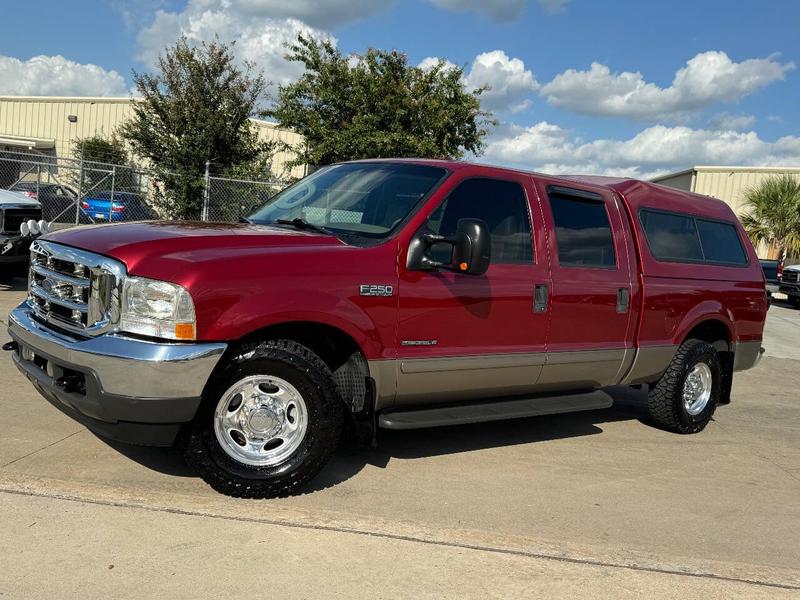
[647,338,721,434]
[182,339,344,498]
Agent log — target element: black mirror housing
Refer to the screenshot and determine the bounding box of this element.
[452,218,491,275]
[407,218,491,275]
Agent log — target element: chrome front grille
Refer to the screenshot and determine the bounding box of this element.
[28,240,125,336]
[782,270,799,284]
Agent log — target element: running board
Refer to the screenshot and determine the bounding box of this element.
[378,390,614,430]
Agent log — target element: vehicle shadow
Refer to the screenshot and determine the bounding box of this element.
[98,385,655,491]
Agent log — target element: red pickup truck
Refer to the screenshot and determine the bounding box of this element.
[7,160,767,498]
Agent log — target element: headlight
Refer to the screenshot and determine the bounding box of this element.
[120,277,196,340]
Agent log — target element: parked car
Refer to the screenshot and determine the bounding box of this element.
[7,160,768,498]
[8,182,78,222]
[760,259,781,299]
[81,191,157,222]
[0,188,42,269]
[779,263,800,308]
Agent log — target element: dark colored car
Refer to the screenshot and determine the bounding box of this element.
[81,191,158,222]
[760,259,780,297]
[8,182,78,222]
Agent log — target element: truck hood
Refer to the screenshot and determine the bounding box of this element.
[43,221,348,276]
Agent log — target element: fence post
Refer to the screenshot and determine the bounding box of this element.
[107,166,116,222]
[202,161,211,221]
[75,155,85,225]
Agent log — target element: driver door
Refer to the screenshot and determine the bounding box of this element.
[395,173,550,406]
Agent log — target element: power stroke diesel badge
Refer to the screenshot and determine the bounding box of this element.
[359,284,393,297]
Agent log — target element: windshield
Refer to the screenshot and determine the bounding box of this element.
[248,162,447,238]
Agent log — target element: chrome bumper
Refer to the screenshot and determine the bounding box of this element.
[8,302,227,445]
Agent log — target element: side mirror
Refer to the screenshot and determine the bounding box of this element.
[407,218,491,276]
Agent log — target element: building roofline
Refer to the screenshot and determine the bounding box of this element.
[0,95,134,103]
[652,165,800,181]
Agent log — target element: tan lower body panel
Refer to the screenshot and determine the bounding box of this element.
[619,345,678,385]
[732,340,764,372]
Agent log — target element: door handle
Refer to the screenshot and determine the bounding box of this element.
[616,287,630,314]
[533,284,549,313]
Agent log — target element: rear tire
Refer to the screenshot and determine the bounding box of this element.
[183,339,344,498]
[789,296,800,309]
[647,338,721,434]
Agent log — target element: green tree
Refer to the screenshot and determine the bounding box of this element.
[270,36,494,169]
[741,175,800,261]
[72,135,135,192]
[119,37,274,219]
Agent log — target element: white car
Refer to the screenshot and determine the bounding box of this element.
[0,188,43,267]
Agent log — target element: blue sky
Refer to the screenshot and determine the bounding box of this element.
[1,0,798,177]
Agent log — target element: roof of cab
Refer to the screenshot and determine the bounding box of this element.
[350,159,736,221]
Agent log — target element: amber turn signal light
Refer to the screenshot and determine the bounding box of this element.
[174,323,196,340]
[459,262,469,271]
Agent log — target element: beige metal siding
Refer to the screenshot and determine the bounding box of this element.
[0,96,305,179]
[692,168,800,217]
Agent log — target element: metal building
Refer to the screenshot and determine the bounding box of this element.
[0,95,306,179]
[653,166,800,258]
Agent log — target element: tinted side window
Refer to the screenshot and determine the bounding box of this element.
[696,219,747,265]
[548,193,616,268]
[427,178,532,264]
[639,211,703,261]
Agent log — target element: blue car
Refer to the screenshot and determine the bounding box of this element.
[81,191,158,222]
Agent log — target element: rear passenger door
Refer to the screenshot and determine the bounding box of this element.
[534,182,636,388]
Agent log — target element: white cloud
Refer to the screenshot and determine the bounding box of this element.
[463,50,539,114]
[228,0,392,28]
[426,0,527,21]
[483,121,800,179]
[418,57,457,72]
[420,51,538,114]
[426,0,569,19]
[538,0,570,14]
[138,2,332,92]
[707,113,756,131]
[541,51,795,121]
[0,55,127,96]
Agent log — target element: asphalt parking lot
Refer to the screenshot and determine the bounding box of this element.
[0,275,798,598]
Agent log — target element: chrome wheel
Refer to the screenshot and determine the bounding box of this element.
[682,362,712,416]
[213,375,308,467]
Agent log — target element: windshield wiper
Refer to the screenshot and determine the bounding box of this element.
[274,218,333,235]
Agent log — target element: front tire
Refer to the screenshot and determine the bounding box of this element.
[647,338,721,434]
[183,340,344,498]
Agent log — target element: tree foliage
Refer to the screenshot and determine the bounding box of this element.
[71,135,135,192]
[741,175,800,260]
[270,36,494,168]
[119,37,274,219]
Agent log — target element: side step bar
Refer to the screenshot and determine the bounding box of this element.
[378,390,614,430]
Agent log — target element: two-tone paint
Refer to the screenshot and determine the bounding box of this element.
[44,160,768,412]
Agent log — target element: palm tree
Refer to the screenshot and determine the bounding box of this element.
[741,175,800,262]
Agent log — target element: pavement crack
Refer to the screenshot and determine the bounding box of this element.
[0,485,797,592]
[0,429,84,469]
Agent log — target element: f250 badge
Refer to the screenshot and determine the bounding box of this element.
[360,284,394,297]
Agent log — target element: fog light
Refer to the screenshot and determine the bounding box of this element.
[21,346,35,362]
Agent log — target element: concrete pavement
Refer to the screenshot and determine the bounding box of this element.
[1,278,799,597]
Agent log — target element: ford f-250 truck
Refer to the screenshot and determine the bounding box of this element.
[6,160,767,498]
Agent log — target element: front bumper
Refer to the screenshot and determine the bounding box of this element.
[8,302,227,446]
[779,283,800,296]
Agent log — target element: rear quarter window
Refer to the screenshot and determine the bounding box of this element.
[639,209,748,266]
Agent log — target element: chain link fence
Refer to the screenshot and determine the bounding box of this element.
[0,150,290,230]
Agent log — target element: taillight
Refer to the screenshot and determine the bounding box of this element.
[80,201,89,209]
[777,258,784,280]
[111,203,125,213]
[24,191,37,198]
